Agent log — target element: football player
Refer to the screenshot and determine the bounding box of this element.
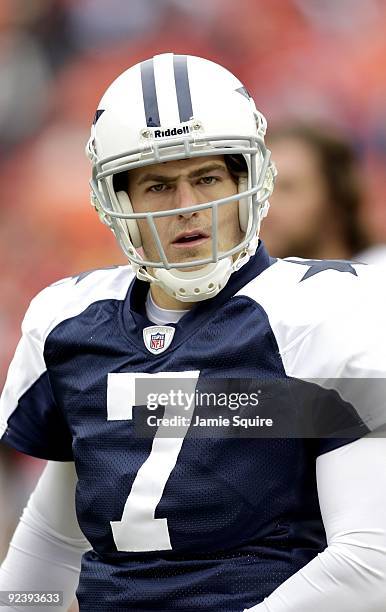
[0,54,386,612]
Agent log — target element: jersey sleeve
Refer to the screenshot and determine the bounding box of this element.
[283,269,386,457]
[0,291,73,461]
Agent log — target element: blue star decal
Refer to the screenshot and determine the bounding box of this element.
[285,258,363,282]
[235,86,252,100]
[74,266,119,284]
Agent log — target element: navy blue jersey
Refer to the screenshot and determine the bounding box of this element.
[1,242,385,611]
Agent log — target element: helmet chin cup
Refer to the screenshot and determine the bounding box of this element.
[116,191,142,248]
[153,258,234,303]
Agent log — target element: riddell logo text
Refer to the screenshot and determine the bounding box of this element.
[154,126,190,138]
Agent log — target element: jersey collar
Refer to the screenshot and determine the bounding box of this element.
[121,241,276,354]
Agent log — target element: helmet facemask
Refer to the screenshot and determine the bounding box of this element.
[88,131,275,302]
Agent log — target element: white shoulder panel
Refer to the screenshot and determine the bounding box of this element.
[24,265,134,343]
[0,266,135,436]
[237,259,386,431]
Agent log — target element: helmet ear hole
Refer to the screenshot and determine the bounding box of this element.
[116,191,142,248]
[238,176,249,232]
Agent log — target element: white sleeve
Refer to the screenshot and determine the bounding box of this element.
[245,434,386,612]
[0,461,89,612]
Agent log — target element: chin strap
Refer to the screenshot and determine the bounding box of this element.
[152,258,234,302]
[135,234,258,303]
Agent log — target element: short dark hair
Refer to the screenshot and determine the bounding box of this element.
[268,122,370,254]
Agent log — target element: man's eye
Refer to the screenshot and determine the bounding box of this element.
[149,184,168,192]
[199,176,218,185]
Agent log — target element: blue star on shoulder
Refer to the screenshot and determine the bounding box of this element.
[285,258,364,282]
[74,266,119,284]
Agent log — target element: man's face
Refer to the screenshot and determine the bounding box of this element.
[261,137,330,259]
[127,155,243,267]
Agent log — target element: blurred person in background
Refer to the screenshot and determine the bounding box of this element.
[261,123,386,265]
[261,123,370,261]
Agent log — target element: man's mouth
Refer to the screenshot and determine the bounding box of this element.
[171,229,210,248]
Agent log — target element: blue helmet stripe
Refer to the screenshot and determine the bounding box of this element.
[140,59,161,127]
[173,55,193,123]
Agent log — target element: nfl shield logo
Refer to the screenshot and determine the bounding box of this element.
[150,333,165,350]
[143,325,175,354]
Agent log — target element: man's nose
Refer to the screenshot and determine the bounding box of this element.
[173,181,199,219]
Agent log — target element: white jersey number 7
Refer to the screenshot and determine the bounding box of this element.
[106,371,199,552]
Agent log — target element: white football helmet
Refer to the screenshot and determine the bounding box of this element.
[86,53,276,302]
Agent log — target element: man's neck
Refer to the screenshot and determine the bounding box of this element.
[150,284,194,310]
